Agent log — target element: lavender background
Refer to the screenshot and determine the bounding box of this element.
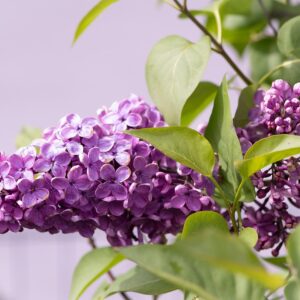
[0,1,245,299]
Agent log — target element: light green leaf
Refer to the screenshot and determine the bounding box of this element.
[118,229,285,300]
[182,211,229,239]
[69,248,123,300]
[205,78,254,201]
[249,37,284,83]
[181,82,217,127]
[16,126,42,149]
[233,85,257,128]
[93,267,175,299]
[277,16,300,59]
[239,227,258,248]
[126,127,215,176]
[146,35,211,125]
[73,0,119,44]
[235,134,300,180]
[287,225,300,279]
[285,280,300,300]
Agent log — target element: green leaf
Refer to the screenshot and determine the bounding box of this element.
[73,0,119,44]
[126,127,215,176]
[285,280,300,300]
[69,248,123,300]
[93,267,175,299]
[16,126,42,148]
[287,225,300,279]
[249,37,285,83]
[205,78,254,201]
[277,16,300,59]
[264,59,300,85]
[182,211,229,239]
[271,2,300,19]
[204,0,270,55]
[146,35,211,125]
[233,86,257,128]
[263,256,288,270]
[239,227,258,248]
[181,82,217,127]
[235,134,300,180]
[118,229,285,300]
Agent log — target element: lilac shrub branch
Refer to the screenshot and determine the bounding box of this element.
[172,0,253,85]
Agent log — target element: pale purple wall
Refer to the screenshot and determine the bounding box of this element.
[0,1,245,299]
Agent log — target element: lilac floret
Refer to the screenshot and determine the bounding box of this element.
[0,95,217,245]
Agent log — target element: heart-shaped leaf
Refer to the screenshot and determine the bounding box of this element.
[146,35,211,125]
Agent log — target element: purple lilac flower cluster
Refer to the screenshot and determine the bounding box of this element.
[0,95,217,246]
[239,79,300,255]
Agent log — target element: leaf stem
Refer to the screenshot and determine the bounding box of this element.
[172,0,252,85]
[258,0,277,36]
[87,238,131,300]
[208,176,238,234]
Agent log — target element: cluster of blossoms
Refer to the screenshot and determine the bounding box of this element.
[239,79,300,255]
[0,95,217,246]
[2,79,300,254]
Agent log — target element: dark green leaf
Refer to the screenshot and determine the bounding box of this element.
[182,211,229,239]
[69,248,123,300]
[239,227,258,248]
[146,35,211,125]
[16,126,42,149]
[271,1,300,20]
[73,0,119,44]
[126,127,215,176]
[181,82,217,127]
[93,267,175,299]
[233,85,257,128]
[249,37,284,83]
[118,229,284,300]
[235,134,300,180]
[263,256,288,270]
[277,16,300,59]
[205,78,254,201]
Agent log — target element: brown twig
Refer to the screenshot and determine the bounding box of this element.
[87,238,131,300]
[172,0,253,85]
[258,0,278,36]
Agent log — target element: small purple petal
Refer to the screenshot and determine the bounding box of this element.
[0,161,10,177]
[111,183,127,200]
[100,164,115,181]
[66,141,83,156]
[3,176,16,190]
[95,182,111,199]
[98,137,115,152]
[115,166,131,183]
[68,166,83,181]
[51,177,69,190]
[33,159,51,173]
[126,113,143,127]
[109,201,125,216]
[17,178,32,193]
[133,156,147,171]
